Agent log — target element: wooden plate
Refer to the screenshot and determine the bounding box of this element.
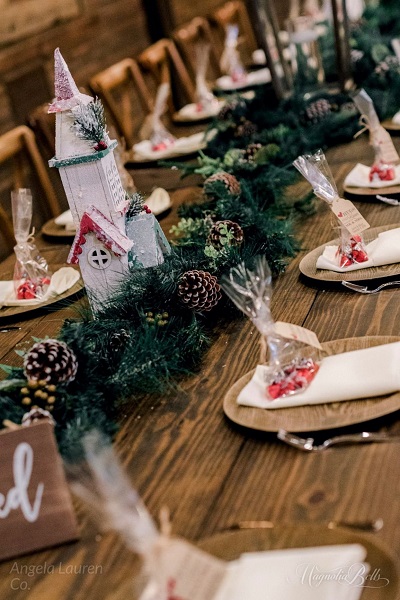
[344,182,400,197]
[41,218,76,239]
[198,525,400,600]
[223,336,400,433]
[381,119,400,133]
[299,224,400,283]
[0,278,84,320]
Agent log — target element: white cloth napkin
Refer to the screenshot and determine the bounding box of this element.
[176,100,223,121]
[392,110,400,124]
[0,267,80,308]
[237,341,400,409]
[214,544,367,600]
[54,209,76,232]
[316,227,400,272]
[215,67,271,91]
[132,131,207,161]
[344,163,400,188]
[145,188,171,215]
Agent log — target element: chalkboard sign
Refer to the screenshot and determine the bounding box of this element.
[0,422,78,561]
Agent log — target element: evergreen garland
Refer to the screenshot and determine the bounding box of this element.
[3,4,400,458]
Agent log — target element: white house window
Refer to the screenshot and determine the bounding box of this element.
[88,247,112,270]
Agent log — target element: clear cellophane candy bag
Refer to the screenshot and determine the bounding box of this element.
[220,24,246,82]
[146,82,176,152]
[293,149,369,268]
[194,39,219,112]
[12,189,51,300]
[221,256,320,401]
[353,89,396,183]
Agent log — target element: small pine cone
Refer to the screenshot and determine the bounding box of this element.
[178,270,222,312]
[217,97,246,121]
[244,143,263,162]
[208,220,244,249]
[235,119,257,138]
[304,99,332,124]
[23,339,78,385]
[204,172,241,196]
[22,407,55,427]
[109,329,130,353]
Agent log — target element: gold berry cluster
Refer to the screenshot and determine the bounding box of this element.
[20,380,57,411]
[145,311,169,326]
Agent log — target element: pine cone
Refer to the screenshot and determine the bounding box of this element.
[304,99,332,124]
[178,270,222,312]
[208,220,244,249]
[244,143,263,162]
[23,339,78,384]
[218,97,246,121]
[204,172,241,196]
[109,329,130,353]
[235,119,257,138]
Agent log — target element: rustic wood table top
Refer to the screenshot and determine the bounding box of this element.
[1,136,400,599]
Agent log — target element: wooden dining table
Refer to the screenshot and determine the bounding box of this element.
[1,135,400,599]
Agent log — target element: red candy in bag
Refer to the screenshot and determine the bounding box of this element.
[369,161,395,182]
[267,358,320,400]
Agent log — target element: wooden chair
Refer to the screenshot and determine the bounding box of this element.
[209,0,259,66]
[90,58,153,149]
[173,16,222,83]
[27,103,56,159]
[137,39,196,115]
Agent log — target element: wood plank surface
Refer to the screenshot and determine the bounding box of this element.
[1,135,400,599]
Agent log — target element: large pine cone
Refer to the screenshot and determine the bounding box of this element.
[208,220,244,249]
[23,339,78,384]
[204,172,241,197]
[178,270,222,312]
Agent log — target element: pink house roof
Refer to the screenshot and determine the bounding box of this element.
[68,206,132,265]
[48,48,93,113]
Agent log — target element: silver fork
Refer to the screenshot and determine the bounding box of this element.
[341,280,400,294]
[277,429,400,452]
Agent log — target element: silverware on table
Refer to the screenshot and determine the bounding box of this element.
[341,280,400,294]
[222,518,383,533]
[0,326,22,332]
[277,429,400,452]
[376,194,400,206]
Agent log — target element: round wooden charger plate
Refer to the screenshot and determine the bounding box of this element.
[41,218,76,239]
[223,336,400,433]
[0,278,84,320]
[344,181,400,197]
[299,224,400,283]
[198,525,399,600]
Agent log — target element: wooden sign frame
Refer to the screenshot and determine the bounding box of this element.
[0,422,78,561]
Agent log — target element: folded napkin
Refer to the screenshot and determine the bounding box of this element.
[237,342,400,409]
[0,267,80,308]
[215,544,367,600]
[392,110,400,124]
[344,163,400,188]
[215,67,271,91]
[132,131,206,161]
[316,227,400,272]
[145,188,171,215]
[176,100,223,121]
[54,209,76,232]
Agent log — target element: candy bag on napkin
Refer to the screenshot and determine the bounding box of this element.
[220,25,246,83]
[221,256,320,401]
[12,189,51,300]
[194,39,219,112]
[353,89,399,183]
[140,82,176,152]
[293,149,370,268]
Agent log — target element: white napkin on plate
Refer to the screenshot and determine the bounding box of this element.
[132,131,207,161]
[392,110,400,124]
[316,227,400,272]
[237,341,400,409]
[176,100,223,121]
[344,163,400,188]
[0,267,80,308]
[54,209,76,232]
[145,188,171,215]
[214,544,367,600]
[215,67,271,91]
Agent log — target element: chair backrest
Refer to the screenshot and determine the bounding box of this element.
[209,0,258,66]
[27,103,56,159]
[173,16,222,82]
[0,125,61,256]
[90,58,153,149]
[138,39,196,114]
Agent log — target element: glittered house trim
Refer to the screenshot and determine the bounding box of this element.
[68,205,132,265]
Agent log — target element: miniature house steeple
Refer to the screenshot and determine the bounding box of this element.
[49,48,132,312]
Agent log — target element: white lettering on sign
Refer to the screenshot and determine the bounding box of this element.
[0,442,44,523]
